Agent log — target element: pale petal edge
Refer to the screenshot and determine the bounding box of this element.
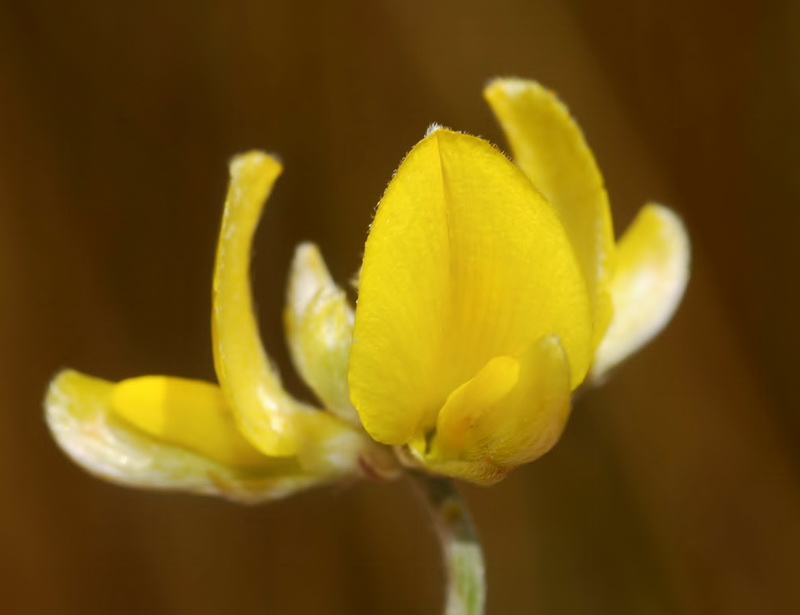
[284,243,360,426]
[44,369,324,504]
[591,204,690,381]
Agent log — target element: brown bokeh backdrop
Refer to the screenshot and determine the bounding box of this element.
[2,1,799,613]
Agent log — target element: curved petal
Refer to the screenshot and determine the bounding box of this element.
[211,152,394,479]
[591,204,690,381]
[349,128,592,446]
[418,335,571,484]
[212,151,306,457]
[485,78,615,348]
[45,370,323,504]
[284,243,360,426]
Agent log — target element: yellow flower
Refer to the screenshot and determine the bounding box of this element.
[347,79,689,483]
[46,78,688,497]
[46,153,397,503]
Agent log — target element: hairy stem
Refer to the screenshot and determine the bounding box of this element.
[411,473,486,615]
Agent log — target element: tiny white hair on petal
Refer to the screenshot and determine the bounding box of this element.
[425,123,444,137]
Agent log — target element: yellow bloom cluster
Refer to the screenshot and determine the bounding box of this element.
[45,79,689,498]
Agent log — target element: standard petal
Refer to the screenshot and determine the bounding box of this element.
[45,370,323,504]
[484,78,615,347]
[591,204,690,381]
[284,243,360,426]
[420,335,571,484]
[349,128,592,446]
[212,151,305,457]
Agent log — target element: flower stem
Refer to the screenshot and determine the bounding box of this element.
[411,472,486,615]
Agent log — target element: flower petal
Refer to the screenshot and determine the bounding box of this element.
[212,152,305,457]
[284,243,360,426]
[419,335,571,484]
[110,375,270,468]
[45,370,322,503]
[591,204,690,381]
[484,78,615,347]
[349,128,592,446]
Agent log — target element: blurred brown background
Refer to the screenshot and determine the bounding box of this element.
[1,0,799,613]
